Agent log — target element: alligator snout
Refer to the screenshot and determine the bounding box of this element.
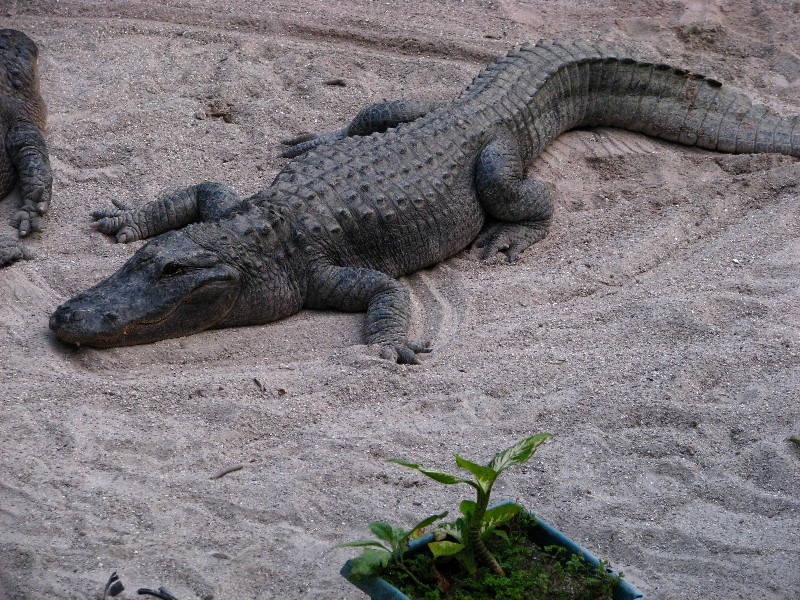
[49,301,123,346]
[53,306,88,323]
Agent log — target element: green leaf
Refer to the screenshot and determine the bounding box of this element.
[481,503,522,535]
[410,511,449,535]
[455,455,498,493]
[493,529,509,543]
[391,526,408,546]
[387,459,473,486]
[387,458,421,469]
[488,433,552,474]
[459,500,477,519]
[417,467,474,485]
[428,540,464,559]
[790,435,800,447]
[435,519,466,542]
[335,540,390,551]
[368,521,397,544]
[347,549,391,581]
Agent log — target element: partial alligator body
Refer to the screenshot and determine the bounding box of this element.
[50,40,799,362]
[0,29,51,267]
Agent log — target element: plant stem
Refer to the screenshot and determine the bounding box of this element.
[398,557,426,589]
[470,490,505,576]
[469,525,505,576]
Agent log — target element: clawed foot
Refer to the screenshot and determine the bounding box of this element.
[91,198,141,242]
[11,185,50,237]
[12,207,42,237]
[7,119,52,237]
[0,236,29,267]
[378,339,432,365]
[280,128,346,158]
[474,220,549,262]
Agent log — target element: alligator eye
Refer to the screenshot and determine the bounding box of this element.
[161,262,187,277]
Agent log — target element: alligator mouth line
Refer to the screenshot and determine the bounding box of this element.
[139,277,238,326]
[91,276,240,341]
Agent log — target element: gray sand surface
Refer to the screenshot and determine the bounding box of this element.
[2,1,799,598]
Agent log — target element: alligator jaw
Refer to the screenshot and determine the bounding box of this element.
[50,278,239,347]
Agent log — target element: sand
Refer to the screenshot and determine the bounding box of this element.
[1,0,799,598]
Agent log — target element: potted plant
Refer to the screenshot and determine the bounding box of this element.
[338,434,645,599]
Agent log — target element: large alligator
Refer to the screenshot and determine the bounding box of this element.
[50,40,799,362]
[0,29,51,267]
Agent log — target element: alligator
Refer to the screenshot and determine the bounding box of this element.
[0,29,51,267]
[50,40,799,362]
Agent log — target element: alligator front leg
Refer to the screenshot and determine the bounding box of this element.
[474,129,553,261]
[305,264,431,364]
[281,100,443,158]
[7,119,52,237]
[91,182,243,242]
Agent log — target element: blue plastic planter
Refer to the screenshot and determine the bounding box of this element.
[340,503,645,600]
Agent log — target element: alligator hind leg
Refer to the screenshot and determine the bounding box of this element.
[91,182,243,243]
[281,100,443,158]
[475,130,553,262]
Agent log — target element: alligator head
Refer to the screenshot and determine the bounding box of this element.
[50,210,305,347]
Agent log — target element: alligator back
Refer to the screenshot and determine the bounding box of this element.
[265,40,798,280]
[264,111,488,278]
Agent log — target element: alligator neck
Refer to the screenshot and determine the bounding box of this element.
[184,211,308,328]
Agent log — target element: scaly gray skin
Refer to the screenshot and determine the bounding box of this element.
[50,40,799,362]
[0,29,51,267]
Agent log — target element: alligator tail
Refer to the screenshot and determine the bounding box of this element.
[466,40,799,159]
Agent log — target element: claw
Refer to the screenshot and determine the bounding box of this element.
[280,132,318,146]
[112,198,135,211]
[29,215,42,233]
[91,209,125,220]
[281,137,323,159]
[407,339,432,353]
[397,346,421,364]
[116,226,140,243]
[91,199,136,238]
[474,221,549,262]
[12,210,31,237]
[280,129,347,158]
[91,213,141,243]
[92,215,124,234]
[505,241,527,263]
[379,339,431,364]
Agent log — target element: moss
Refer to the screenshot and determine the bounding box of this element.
[381,513,618,600]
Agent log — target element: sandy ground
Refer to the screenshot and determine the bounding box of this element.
[1,0,799,598]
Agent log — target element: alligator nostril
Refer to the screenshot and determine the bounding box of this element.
[69,309,90,323]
